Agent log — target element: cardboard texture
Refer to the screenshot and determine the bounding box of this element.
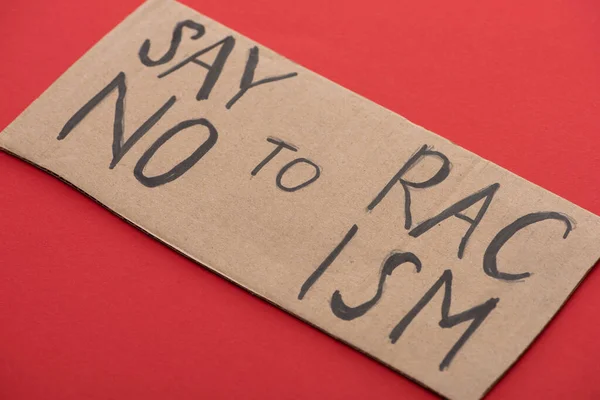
[1,0,599,398]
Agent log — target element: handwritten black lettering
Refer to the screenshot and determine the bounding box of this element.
[483,212,573,281]
[158,36,235,101]
[330,252,422,320]
[276,158,321,192]
[57,72,176,169]
[390,269,499,370]
[134,118,218,187]
[226,46,298,109]
[48,18,585,378]
[409,183,500,259]
[298,225,358,300]
[367,145,451,230]
[139,20,205,67]
[251,137,297,176]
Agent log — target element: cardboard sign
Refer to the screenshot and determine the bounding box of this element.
[1,0,599,398]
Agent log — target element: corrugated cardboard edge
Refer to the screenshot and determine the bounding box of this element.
[0,147,445,398]
[1,0,599,398]
[3,142,599,400]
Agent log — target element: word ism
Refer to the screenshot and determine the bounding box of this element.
[297,145,572,370]
[54,19,573,371]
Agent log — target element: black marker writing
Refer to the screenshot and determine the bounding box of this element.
[298,225,358,300]
[57,72,176,169]
[409,183,500,259]
[158,36,235,101]
[367,145,451,230]
[139,20,205,67]
[134,118,218,187]
[276,158,321,192]
[52,17,581,375]
[483,211,573,281]
[251,137,297,176]
[226,46,298,109]
[330,252,422,320]
[389,269,499,370]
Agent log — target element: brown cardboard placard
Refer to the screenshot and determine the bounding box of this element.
[1,0,599,398]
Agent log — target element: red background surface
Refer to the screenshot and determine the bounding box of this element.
[1,0,599,398]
